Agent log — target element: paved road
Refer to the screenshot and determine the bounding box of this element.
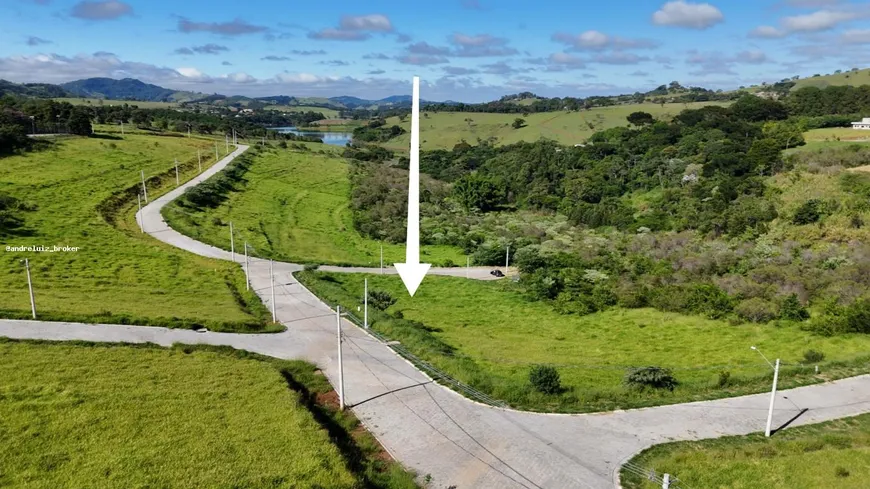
[3,144,869,489]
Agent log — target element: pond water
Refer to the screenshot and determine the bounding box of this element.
[275,127,352,147]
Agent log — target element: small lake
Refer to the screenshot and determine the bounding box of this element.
[274,127,352,147]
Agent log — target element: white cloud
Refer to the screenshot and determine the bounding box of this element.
[782,9,860,32]
[338,14,393,32]
[652,1,724,29]
[552,30,659,50]
[749,26,787,38]
[842,29,870,44]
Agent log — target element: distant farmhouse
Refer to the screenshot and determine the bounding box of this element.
[853,118,870,130]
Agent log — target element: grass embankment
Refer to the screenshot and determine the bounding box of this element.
[621,413,870,489]
[381,101,729,151]
[163,145,465,266]
[296,271,870,413]
[0,339,417,489]
[0,134,274,332]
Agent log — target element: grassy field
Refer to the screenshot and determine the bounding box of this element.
[0,133,273,331]
[0,339,416,489]
[793,68,870,90]
[267,105,341,118]
[622,413,870,489]
[381,102,730,151]
[53,97,177,109]
[296,271,870,412]
[163,145,465,266]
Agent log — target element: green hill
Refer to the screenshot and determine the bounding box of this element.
[61,78,205,102]
[794,68,870,90]
[0,79,70,98]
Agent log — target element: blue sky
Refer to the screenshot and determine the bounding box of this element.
[1,0,869,101]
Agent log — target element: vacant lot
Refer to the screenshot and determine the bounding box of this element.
[0,340,416,489]
[164,146,465,266]
[297,271,870,412]
[381,102,729,151]
[0,134,271,331]
[622,413,870,489]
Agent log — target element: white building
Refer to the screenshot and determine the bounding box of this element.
[852,117,870,130]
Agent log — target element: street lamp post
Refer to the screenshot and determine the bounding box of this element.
[751,346,780,437]
[29,116,35,135]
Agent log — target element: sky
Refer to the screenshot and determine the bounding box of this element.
[1,0,869,102]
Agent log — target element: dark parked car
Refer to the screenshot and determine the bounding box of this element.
[490,269,505,277]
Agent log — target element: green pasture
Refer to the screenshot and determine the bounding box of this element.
[0,133,272,331]
[297,271,870,412]
[0,340,416,489]
[163,146,465,266]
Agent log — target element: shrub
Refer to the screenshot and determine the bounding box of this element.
[735,298,779,323]
[368,290,397,311]
[624,366,678,391]
[792,199,822,225]
[716,370,732,388]
[529,365,561,394]
[686,284,734,319]
[836,467,850,478]
[844,299,870,334]
[802,349,825,364]
[780,294,810,321]
[303,263,319,271]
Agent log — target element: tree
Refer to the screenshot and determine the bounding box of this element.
[512,117,526,129]
[529,365,561,394]
[453,173,503,212]
[793,199,822,225]
[746,138,783,175]
[67,107,93,136]
[626,111,655,126]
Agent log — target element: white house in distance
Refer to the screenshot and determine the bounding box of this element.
[853,117,870,130]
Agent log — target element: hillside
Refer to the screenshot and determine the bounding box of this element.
[793,67,870,90]
[0,79,69,98]
[61,78,204,102]
[381,101,729,151]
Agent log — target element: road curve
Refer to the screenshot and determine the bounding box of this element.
[2,144,869,489]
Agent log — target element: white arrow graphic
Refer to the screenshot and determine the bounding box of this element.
[394,76,430,296]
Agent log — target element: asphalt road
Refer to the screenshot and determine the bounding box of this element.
[2,144,868,489]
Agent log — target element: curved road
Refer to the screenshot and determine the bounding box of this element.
[2,144,869,489]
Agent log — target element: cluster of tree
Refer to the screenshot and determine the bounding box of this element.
[785,85,870,116]
[351,119,406,142]
[341,143,395,163]
[0,97,94,154]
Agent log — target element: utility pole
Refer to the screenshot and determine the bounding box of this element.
[380,244,384,274]
[174,158,179,186]
[198,150,202,173]
[137,193,143,232]
[244,241,250,291]
[229,221,235,262]
[364,278,368,329]
[466,256,470,278]
[765,359,781,437]
[270,259,276,323]
[187,125,191,138]
[215,143,219,163]
[505,244,510,274]
[140,170,148,202]
[662,474,670,489]
[24,259,36,319]
[29,116,35,135]
[337,305,345,410]
[225,134,229,154]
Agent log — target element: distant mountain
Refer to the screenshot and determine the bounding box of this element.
[0,79,70,98]
[60,78,205,102]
